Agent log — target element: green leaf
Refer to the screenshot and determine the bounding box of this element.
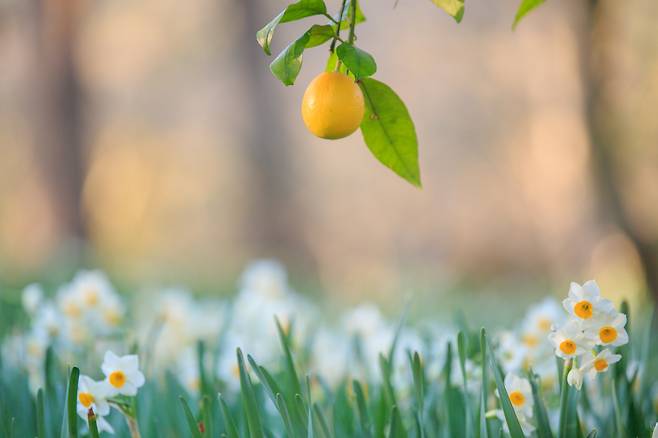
[358,78,421,187]
[378,354,398,409]
[313,404,332,438]
[527,370,554,438]
[275,393,297,437]
[611,382,625,438]
[179,397,203,438]
[477,329,489,438]
[270,33,310,86]
[218,394,240,438]
[87,410,101,438]
[429,0,465,23]
[388,406,406,438]
[336,43,376,79]
[275,317,303,397]
[484,330,525,438]
[306,24,335,48]
[457,332,474,438]
[270,24,336,86]
[257,0,328,55]
[64,367,79,438]
[557,360,571,438]
[36,388,46,438]
[353,380,372,437]
[512,0,545,30]
[237,348,265,438]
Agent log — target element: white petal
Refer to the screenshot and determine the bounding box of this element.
[614,330,629,346]
[120,381,137,396]
[95,399,111,416]
[102,351,119,375]
[97,417,115,434]
[129,370,145,388]
[613,313,627,328]
[120,354,140,373]
[582,280,600,297]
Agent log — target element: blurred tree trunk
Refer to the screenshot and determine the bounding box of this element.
[234,0,317,274]
[580,0,658,312]
[30,0,87,246]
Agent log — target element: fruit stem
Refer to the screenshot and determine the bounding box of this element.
[329,0,348,53]
[347,0,358,44]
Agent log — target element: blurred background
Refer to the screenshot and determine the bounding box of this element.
[0,0,657,316]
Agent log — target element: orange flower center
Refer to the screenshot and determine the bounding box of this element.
[522,334,539,348]
[509,390,525,407]
[84,289,99,306]
[537,318,552,332]
[109,370,126,388]
[599,326,617,344]
[79,392,95,408]
[559,339,576,355]
[574,300,593,319]
[594,358,608,372]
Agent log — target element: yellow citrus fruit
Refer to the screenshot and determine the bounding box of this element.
[301,72,365,140]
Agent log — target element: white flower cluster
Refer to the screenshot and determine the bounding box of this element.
[547,280,628,389]
[76,351,145,433]
[13,271,125,393]
[496,373,535,436]
[11,264,634,438]
[492,297,565,393]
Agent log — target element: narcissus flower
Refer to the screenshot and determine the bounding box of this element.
[581,349,621,378]
[77,375,111,417]
[548,319,596,359]
[77,375,114,433]
[501,373,534,418]
[101,351,145,396]
[562,281,614,321]
[586,310,628,347]
[494,374,535,436]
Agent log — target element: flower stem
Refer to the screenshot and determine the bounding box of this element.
[558,359,572,438]
[126,416,142,438]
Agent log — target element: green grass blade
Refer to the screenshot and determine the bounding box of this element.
[353,380,372,437]
[378,354,398,409]
[313,404,332,438]
[179,396,203,438]
[527,369,553,438]
[457,332,473,438]
[410,351,425,414]
[611,381,625,438]
[237,348,265,438]
[87,409,101,438]
[387,300,410,364]
[387,406,406,438]
[294,394,310,436]
[477,328,489,438]
[63,367,79,438]
[275,393,296,436]
[444,341,463,436]
[275,317,303,397]
[246,355,283,406]
[218,394,239,438]
[557,360,571,438]
[200,395,213,438]
[36,388,46,438]
[484,330,524,438]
